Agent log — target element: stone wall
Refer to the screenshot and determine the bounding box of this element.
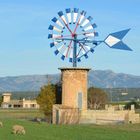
[53,104,79,124]
[80,108,140,124]
[53,105,140,124]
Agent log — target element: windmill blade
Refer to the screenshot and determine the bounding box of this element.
[69,49,73,62]
[77,57,81,62]
[104,29,132,51]
[79,43,89,59]
[85,33,95,37]
[66,8,72,24]
[84,45,95,53]
[84,45,90,51]
[58,45,64,51]
[50,42,58,48]
[78,10,86,25]
[48,25,63,33]
[80,16,92,28]
[83,23,97,32]
[84,53,88,58]
[52,17,64,29]
[73,8,79,24]
[90,48,95,53]
[54,50,59,55]
[54,45,64,55]
[48,34,62,39]
[61,48,68,60]
[81,47,88,59]
[83,25,93,32]
[84,32,98,37]
[58,11,68,25]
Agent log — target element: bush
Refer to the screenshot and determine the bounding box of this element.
[124,101,140,110]
[36,84,56,121]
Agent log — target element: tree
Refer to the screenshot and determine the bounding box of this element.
[124,101,140,110]
[36,84,56,118]
[0,96,3,107]
[55,82,62,104]
[88,87,108,110]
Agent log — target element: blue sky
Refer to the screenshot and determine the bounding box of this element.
[0,0,140,76]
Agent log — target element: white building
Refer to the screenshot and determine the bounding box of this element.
[1,93,39,109]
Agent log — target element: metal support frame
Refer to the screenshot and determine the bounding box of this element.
[73,35,77,67]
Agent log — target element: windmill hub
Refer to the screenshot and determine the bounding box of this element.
[72,33,77,38]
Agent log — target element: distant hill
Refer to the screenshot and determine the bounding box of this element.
[88,70,140,88]
[0,70,140,91]
[0,74,60,91]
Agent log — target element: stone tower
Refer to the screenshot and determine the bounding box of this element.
[59,67,90,110]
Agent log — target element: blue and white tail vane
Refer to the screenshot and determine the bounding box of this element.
[104,29,132,51]
[48,8,132,67]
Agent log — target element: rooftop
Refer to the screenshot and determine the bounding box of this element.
[2,93,11,96]
[59,67,91,71]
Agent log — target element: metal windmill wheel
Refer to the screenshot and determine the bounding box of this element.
[48,8,132,67]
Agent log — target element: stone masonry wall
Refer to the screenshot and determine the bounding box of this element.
[79,109,140,124]
[60,68,90,110]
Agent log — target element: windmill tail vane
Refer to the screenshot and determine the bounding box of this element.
[103,29,132,51]
[48,8,132,67]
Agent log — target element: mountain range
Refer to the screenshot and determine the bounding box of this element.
[0,70,140,91]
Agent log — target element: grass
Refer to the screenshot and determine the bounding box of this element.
[0,109,44,119]
[0,119,140,140]
[0,109,140,140]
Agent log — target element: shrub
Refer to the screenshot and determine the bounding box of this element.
[124,101,140,109]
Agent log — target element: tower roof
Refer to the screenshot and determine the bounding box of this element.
[2,93,12,96]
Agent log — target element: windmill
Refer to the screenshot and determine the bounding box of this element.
[48,8,132,67]
[48,8,134,124]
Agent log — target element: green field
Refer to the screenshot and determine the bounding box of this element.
[0,109,44,119]
[0,109,140,140]
[0,119,140,140]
